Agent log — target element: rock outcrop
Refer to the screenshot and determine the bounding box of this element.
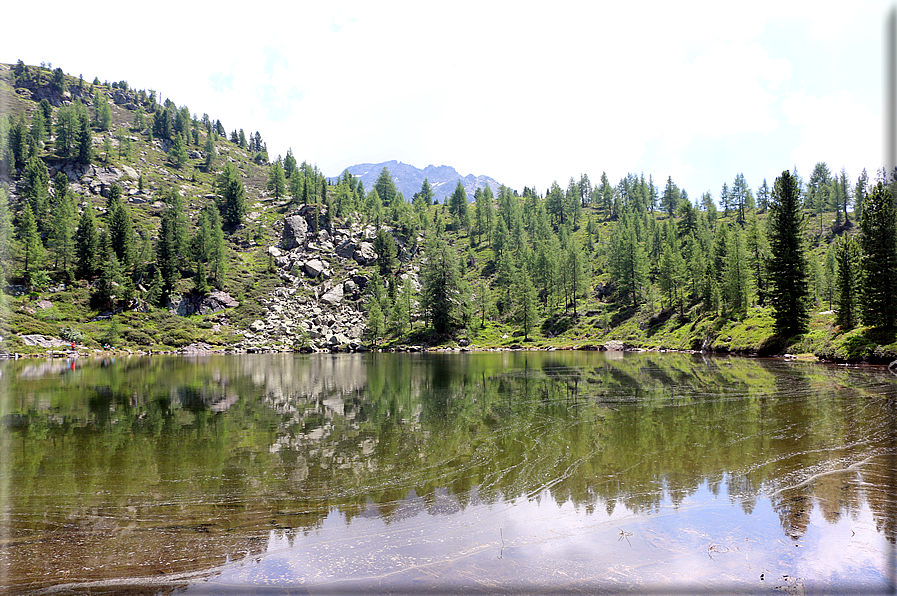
[231,206,419,352]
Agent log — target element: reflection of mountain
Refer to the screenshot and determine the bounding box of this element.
[4,352,896,590]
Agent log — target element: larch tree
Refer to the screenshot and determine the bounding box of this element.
[217,162,247,227]
[858,180,897,328]
[374,167,397,207]
[267,161,286,200]
[834,234,860,329]
[75,206,100,278]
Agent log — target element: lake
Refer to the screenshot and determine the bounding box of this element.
[1,351,895,594]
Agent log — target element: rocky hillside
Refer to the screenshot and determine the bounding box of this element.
[342,160,504,203]
[0,62,422,355]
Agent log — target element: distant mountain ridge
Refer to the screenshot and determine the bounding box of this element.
[340,160,506,203]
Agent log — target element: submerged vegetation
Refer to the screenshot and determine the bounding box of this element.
[1,61,896,361]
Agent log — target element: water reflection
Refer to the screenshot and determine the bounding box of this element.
[1,352,895,594]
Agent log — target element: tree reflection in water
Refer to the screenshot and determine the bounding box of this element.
[1,352,895,593]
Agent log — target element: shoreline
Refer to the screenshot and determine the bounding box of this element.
[2,342,894,368]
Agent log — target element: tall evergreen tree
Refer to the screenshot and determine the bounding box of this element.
[420,236,465,333]
[447,180,469,231]
[661,176,680,217]
[76,112,92,164]
[203,133,217,171]
[834,234,860,329]
[107,185,133,272]
[374,167,397,207]
[766,170,810,336]
[858,181,897,327]
[75,205,100,278]
[217,163,247,226]
[48,173,75,273]
[609,212,647,308]
[0,187,12,282]
[18,203,44,278]
[267,161,286,200]
[23,155,49,230]
[723,224,750,313]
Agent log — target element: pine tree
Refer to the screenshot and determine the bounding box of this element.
[170,135,188,169]
[854,169,869,221]
[421,236,464,333]
[0,187,12,282]
[745,213,768,305]
[365,299,386,346]
[448,180,469,231]
[23,155,49,230]
[609,212,647,308]
[374,167,397,207]
[267,161,286,199]
[757,179,770,212]
[217,163,246,226]
[283,149,297,179]
[723,224,749,313]
[373,227,396,277]
[766,170,810,336]
[107,186,133,272]
[76,112,92,164]
[514,265,539,340]
[75,206,100,278]
[94,231,123,307]
[48,174,75,273]
[661,176,680,217]
[834,235,860,329]
[18,203,44,278]
[565,233,589,314]
[858,181,897,327]
[203,133,216,171]
[658,234,686,312]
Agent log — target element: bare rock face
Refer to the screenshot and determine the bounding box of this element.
[282,215,308,250]
[20,335,69,348]
[172,291,239,316]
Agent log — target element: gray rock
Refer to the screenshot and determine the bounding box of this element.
[335,240,356,259]
[353,242,377,265]
[343,280,358,295]
[304,259,325,278]
[321,284,344,305]
[20,334,69,348]
[282,215,308,250]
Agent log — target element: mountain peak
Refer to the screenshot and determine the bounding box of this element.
[339,161,506,203]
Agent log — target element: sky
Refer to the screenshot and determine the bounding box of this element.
[3,1,893,200]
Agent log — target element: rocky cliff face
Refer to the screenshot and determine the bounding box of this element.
[342,160,506,204]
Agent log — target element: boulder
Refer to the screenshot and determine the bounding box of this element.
[353,242,377,265]
[20,334,69,348]
[321,284,344,305]
[304,259,325,278]
[282,215,308,250]
[335,240,356,259]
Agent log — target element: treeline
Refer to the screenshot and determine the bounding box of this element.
[2,61,895,348]
[324,161,896,344]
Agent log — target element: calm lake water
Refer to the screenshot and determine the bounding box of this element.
[1,352,895,594]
